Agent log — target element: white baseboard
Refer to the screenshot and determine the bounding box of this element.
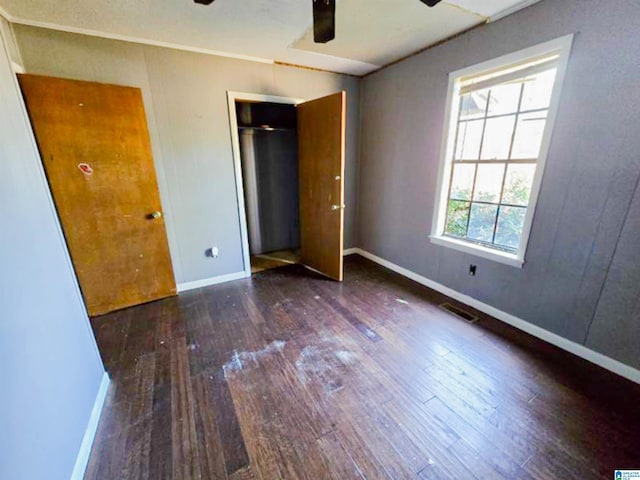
[350,248,640,385]
[177,270,249,292]
[179,252,358,293]
[70,372,110,480]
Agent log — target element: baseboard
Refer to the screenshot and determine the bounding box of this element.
[179,252,358,293]
[350,248,640,385]
[70,372,110,480]
[177,270,249,292]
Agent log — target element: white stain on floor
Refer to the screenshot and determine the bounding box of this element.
[222,340,286,378]
[295,345,358,395]
[221,338,359,399]
[334,350,357,363]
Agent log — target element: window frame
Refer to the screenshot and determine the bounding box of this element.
[430,34,574,268]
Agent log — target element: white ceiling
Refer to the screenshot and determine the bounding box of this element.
[0,0,540,75]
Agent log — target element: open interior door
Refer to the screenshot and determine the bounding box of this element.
[297,91,346,281]
[19,74,177,315]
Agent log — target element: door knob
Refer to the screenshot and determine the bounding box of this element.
[150,211,162,219]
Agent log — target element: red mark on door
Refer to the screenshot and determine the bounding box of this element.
[78,163,93,175]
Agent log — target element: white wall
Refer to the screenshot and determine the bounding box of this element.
[13,25,361,286]
[0,25,105,480]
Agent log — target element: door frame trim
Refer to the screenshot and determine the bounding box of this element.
[226,91,305,277]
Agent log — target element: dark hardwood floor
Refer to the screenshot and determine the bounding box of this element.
[86,255,640,479]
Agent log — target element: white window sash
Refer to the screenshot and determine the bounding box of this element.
[459,56,559,95]
[430,34,575,267]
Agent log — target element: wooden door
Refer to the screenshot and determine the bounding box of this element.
[18,74,176,316]
[297,92,346,281]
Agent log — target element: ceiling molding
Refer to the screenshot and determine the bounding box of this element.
[0,4,275,66]
[442,2,488,21]
[274,60,360,78]
[0,4,372,76]
[0,0,541,77]
[0,3,13,22]
[489,0,540,21]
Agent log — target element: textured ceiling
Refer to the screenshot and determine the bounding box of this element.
[0,0,540,75]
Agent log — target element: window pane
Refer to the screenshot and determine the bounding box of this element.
[502,164,536,206]
[495,206,527,249]
[473,163,505,203]
[455,120,483,160]
[487,83,521,116]
[460,91,488,120]
[450,164,475,200]
[445,200,470,238]
[467,203,498,243]
[521,68,556,111]
[480,115,516,160]
[511,112,547,159]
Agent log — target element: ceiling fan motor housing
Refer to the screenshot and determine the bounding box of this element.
[313,0,336,44]
[193,0,443,43]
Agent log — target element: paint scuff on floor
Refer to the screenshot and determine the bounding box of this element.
[223,340,286,378]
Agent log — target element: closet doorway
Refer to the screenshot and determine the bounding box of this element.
[228,92,346,281]
[236,100,300,273]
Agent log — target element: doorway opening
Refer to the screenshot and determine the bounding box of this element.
[228,90,346,281]
[235,100,301,274]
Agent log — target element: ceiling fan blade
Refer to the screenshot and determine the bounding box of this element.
[194,0,215,5]
[419,0,442,6]
[313,0,336,44]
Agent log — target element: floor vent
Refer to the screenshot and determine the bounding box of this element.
[439,303,479,323]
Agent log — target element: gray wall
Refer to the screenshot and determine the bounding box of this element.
[587,179,640,368]
[0,28,105,480]
[357,0,640,369]
[14,25,361,285]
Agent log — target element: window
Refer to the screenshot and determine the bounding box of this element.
[431,35,573,267]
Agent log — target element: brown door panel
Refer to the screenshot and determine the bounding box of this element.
[19,74,176,315]
[297,91,346,281]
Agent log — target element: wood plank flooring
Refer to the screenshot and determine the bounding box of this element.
[251,250,300,274]
[86,255,640,479]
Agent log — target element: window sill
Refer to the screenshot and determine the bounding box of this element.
[429,235,524,268]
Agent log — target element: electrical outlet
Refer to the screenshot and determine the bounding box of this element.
[469,264,477,276]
